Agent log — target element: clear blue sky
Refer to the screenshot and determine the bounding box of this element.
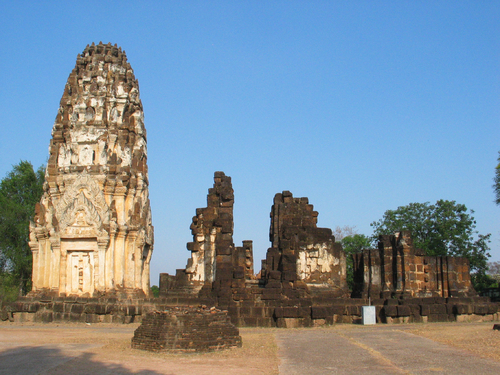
[1,1,499,284]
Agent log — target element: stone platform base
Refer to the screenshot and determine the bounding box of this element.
[1,295,213,324]
[131,307,242,352]
[227,296,500,327]
[2,295,499,328]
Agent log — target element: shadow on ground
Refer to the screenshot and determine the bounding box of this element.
[0,345,165,375]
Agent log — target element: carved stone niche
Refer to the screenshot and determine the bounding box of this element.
[58,196,108,296]
[61,238,97,296]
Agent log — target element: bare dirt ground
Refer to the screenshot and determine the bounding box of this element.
[1,321,500,374]
[0,322,279,374]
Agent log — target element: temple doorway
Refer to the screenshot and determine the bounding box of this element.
[61,238,97,296]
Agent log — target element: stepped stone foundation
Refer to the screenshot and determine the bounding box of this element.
[28,42,153,299]
[131,307,242,352]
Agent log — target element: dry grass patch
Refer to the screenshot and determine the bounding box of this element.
[408,322,500,362]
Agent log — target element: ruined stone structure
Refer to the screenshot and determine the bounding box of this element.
[262,191,349,297]
[151,173,496,327]
[352,231,476,299]
[28,42,153,298]
[163,172,254,298]
[131,307,242,352]
[5,170,499,326]
[159,175,352,326]
[3,43,497,325]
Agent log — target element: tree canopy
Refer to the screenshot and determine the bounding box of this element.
[370,200,491,276]
[341,234,372,290]
[0,161,45,296]
[333,225,358,242]
[487,261,500,283]
[494,151,500,205]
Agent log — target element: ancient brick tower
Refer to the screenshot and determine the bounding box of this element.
[29,42,153,298]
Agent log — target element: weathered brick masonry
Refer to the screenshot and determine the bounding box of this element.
[131,307,241,352]
[352,231,476,299]
[155,172,499,327]
[3,294,498,327]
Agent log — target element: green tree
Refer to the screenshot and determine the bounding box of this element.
[0,161,45,298]
[150,285,160,298]
[341,234,373,290]
[494,151,500,205]
[370,200,491,279]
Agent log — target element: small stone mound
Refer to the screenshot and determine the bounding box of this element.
[131,306,242,352]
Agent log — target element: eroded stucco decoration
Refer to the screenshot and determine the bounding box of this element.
[297,242,339,283]
[29,42,153,298]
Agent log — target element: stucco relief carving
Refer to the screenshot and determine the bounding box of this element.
[110,107,118,122]
[119,145,132,166]
[297,243,337,281]
[55,171,110,228]
[58,192,107,239]
[70,127,106,143]
[58,144,71,167]
[79,145,94,165]
[70,109,78,122]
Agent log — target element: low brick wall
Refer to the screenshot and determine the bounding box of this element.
[1,296,210,324]
[226,297,500,327]
[131,307,242,352]
[378,296,500,324]
[3,295,499,328]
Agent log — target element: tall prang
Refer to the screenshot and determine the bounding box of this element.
[29,42,153,298]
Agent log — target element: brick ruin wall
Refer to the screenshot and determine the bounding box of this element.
[263,191,349,298]
[152,172,497,327]
[352,231,476,299]
[163,171,254,302]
